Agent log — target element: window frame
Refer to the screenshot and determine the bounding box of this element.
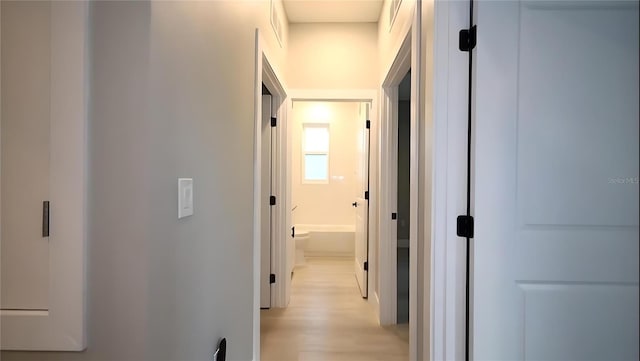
[301,123,330,184]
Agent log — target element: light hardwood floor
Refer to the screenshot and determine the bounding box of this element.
[261,257,409,361]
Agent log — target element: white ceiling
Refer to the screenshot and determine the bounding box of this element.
[283,0,384,23]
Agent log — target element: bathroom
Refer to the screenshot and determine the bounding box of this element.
[291,100,366,272]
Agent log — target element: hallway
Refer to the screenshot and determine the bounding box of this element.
[261,257,409,361]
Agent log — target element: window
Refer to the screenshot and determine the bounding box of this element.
[302,124,329,183]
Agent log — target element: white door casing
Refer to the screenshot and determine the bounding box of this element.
[473,1,639,360]
[354,102,370,298]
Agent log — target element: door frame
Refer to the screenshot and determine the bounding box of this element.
[286,88,379,311]
[253,29,288,361]
[379,20,432,360]
[427,1,475,359]
[379,9,427,361]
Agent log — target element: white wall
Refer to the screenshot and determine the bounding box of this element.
[287,23,378,89]
[1,1,288,360]
[291,101,360,227]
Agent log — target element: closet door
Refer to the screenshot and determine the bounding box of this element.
[1,1,87,350]
[1,0,51,312]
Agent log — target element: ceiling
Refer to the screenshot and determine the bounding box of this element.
[283,0,384,23]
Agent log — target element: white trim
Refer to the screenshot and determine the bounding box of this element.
[253,29,288,361]
[1,1,88,350]
[289,88,378,102]
[430,1,470,360]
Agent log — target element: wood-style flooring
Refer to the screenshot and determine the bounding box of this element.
[261,257,409,361]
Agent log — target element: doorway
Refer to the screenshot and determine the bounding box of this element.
[396,71,411,324]
[288,100,370,297]
[253,33,289,361]
[260,95,411,361]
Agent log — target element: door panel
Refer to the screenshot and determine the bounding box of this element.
[260,94,272,308]
[354,103,370,298]
[474,1,639,360]
[1,1,51,310]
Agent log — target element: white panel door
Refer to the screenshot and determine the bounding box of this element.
[473,1,639,360]
[354,103,370,298]
[1,1,87,350]
[260,94,272,309]
[1,0,51,311]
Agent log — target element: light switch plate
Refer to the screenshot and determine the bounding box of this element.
[178,178,193,219]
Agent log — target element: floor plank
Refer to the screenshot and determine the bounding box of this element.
[261,257,409,361]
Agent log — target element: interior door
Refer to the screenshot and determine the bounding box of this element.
[1,0,51,311]
[260,93,273,309]
[354,102,370,298]
[473,1,639,360]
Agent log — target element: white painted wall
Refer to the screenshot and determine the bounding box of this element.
[291,101,359,227]
[287,23,378,89]
[1,1,288,360]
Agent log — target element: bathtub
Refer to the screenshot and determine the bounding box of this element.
[296,224,355,257]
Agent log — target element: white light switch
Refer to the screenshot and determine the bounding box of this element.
[178,178,193,219]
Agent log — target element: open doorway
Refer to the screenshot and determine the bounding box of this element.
[288,100,369,294]
[261,93,410,360]
[378,27,428,359]
[396,71,411,324]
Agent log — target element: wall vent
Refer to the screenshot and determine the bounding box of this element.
[389,0,403,31]
[270,0,284,47]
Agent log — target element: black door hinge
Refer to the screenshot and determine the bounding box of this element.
[270,274,276,284]
[456,215,474,238]
[364,191,369,200]
[270,195,276,206]
[391,212,397,220]
[364,261,368,271]
[271,117,277,127]
[459,25,477,52]
[366,120,371,129]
